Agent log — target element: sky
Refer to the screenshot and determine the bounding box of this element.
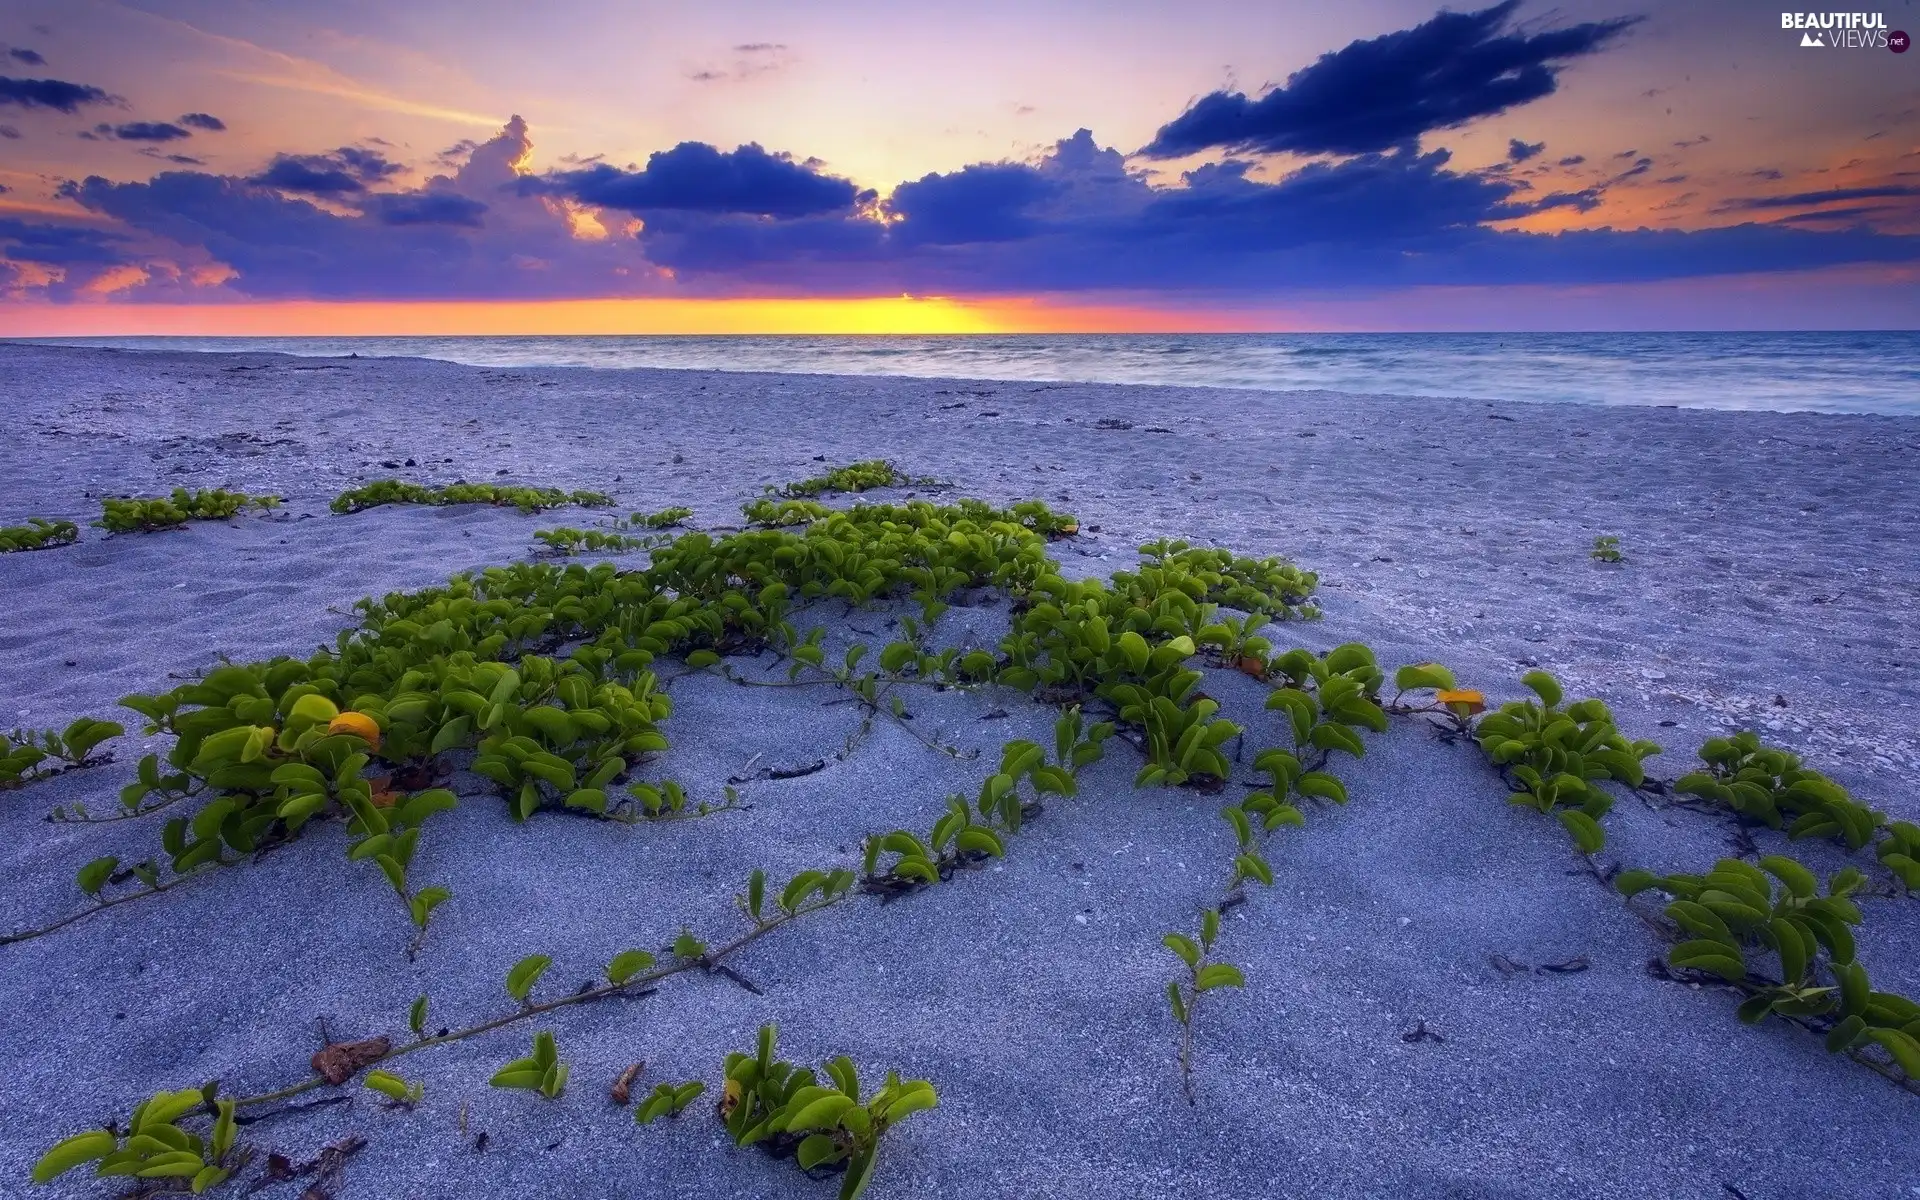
[0,0,1917,333]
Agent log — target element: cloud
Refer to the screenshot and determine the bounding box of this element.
[0,75,113,112]
[0,125,18,139]
[249,146,404,195]
[688,42,792,83]
[103,121,192,142]
[1141,2,1637,158]
[30,118,1920,307]
[1715,185,1920,213]
[887,162,1059,243]
[56,118,653,301]
[178,112,226,132]
[1507,138,1545,162]
[0,217,133,265]
[372,192,487,226]
[1558,155,1585,166]
[538,142,864,218]
[7,48,46,66]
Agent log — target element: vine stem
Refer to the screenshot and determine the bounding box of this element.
[48,791,192,824]
[229,894,850,1112]
[1177,999,1197,1106]
[0,866,216,947]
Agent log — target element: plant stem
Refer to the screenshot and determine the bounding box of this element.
[230,895,849,1111]
[0,868,211,947]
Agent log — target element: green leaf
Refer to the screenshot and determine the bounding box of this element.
[1614,868,1658,898]
[608,949,656,986]
[76,855,119,897]
[1393,663,1456,692]
[785,1093,856,1133]
[1162,933,1200,968]
[1669,939,1746,983]
[1758,855,1816,900]
[409,995,428,1038]
[32,1130,119,1184]
[797,1132,841,1171]
[1295,772,1346,805]
[1556,809,1605,854]
[1194,963,1246,992]
[1520,670,1562,709]
[505,953,552,1003]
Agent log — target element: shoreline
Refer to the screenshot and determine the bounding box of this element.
[1,340,1916,1198]
[10,332,1918,418]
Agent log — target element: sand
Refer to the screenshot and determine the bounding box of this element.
[0,341,1915,1200]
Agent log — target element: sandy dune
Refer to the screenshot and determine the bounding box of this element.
[0,342,1916,1200]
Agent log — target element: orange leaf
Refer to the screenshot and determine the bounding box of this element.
[328,711,382,749]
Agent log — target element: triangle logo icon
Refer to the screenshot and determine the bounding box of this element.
[1800,30,1824,46]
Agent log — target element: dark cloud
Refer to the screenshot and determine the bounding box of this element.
[1558,155,1585,166]
[105,121,191,141]
[538,142,863,218]
[178,112,226,132]
[249,146,403,195]
[0,75,113,112]
[372,192,487,226]
[32,119,1920,306]
[1769,206,1890,223]
[887,163,1059,243]
[1141,2,1637,158]
[7,48,46,66]
[1715,185,1920,213]
[1507,138,1545,162]
[1613,156,1653,181]
[0,217,132,265]
[0,124,19,139]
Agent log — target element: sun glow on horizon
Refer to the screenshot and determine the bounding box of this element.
[0,295,1269,338]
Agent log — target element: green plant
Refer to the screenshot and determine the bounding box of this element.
[32,1088,240,1191]
[489,1030,568,1098]
[1617,857,1920,1079]
[638,506,693,528]
[784,460,901,497]
[635,1080,708,1125]
[864,714,1110,895]
[1473,671,1658,853]
[329,479,612,515]
[1162,907,1245,1103]
[363,1069,424,1107]
[720,1024,938,1200]
[95,489,279,533]
[1675,730,1886,850]
[1591,535,1625,563]
[533,526,652,555]
[0,517,79,552]
[2,718,123,790]
[625,779,743,821]
[743,497,832,527]
[1878,822,1920,892]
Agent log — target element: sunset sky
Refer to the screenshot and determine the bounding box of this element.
[1,0,1917,333]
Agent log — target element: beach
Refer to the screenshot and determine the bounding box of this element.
[1,340,1917,1199]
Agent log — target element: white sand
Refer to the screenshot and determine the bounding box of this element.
[0,341,1915,1199]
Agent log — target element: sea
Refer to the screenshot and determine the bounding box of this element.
[17,331,1920,417]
